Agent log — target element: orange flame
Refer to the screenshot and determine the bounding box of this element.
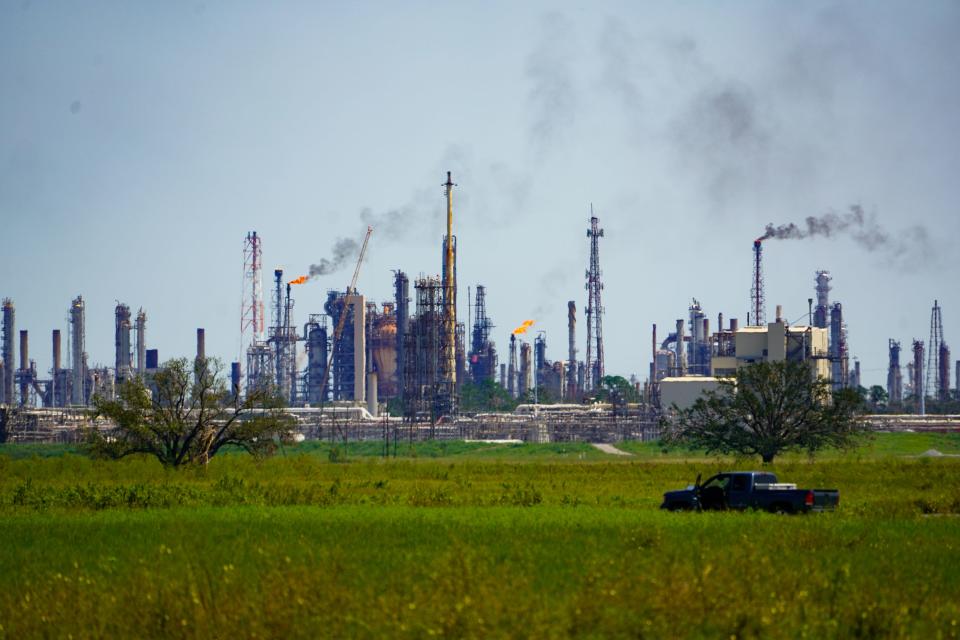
[512,319,535,335]
[288,276,309,285]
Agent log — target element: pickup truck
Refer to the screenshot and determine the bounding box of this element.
[660,471,839,513]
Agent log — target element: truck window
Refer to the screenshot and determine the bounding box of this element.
[755,474,777,485]
[730,475,750,491]
[702,475,729,490]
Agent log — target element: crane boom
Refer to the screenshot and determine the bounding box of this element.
[318,226,373,404]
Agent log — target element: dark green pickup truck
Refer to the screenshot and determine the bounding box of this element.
[660,472,839,513]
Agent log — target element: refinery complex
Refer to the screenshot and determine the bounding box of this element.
[1,173,958,442]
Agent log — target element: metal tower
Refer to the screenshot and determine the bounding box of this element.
[585,209,604,390]
[925,300,944,402]
[241,231,265,372]
[750,239,765,326]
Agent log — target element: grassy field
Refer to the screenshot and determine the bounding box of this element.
[1,433,959,638]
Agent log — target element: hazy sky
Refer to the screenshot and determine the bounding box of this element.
[2,1,958,388]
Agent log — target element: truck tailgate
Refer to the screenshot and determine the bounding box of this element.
[811,489,839,511]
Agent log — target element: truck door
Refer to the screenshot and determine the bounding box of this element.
[726,473,752,509]
[699,474,730,510]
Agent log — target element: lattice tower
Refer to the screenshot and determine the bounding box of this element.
[585,210,604,390]
[926,300,944,401]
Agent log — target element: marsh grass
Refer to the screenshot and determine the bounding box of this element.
[1,433,959,638]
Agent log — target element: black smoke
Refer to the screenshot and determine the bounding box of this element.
[760,205,932,262]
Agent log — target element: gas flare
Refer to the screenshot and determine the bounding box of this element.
[288,276,309,285]
[512,319,535,335]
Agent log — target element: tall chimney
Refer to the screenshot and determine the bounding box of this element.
[676,319,686,376]
[196,328,206,367]
[441,171,457,412]
[19,330,28,406]
[2,299,14,405]
[52,330,62,373]
[567,301,577,400]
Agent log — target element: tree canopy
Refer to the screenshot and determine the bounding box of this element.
[666,360,867,463]
[86,358,295,466]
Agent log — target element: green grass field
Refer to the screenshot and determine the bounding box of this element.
[2,433,959,638]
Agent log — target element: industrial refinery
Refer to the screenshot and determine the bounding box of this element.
[1,173,958,442]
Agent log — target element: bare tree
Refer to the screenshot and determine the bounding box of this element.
[666,360,867,463]
[86,358,295,466]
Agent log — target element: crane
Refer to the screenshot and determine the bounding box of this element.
[318,225,373,406]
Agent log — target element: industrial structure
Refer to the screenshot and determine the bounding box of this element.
[887,339,903,405]
[584,210,605,391]
[4,175,958,447]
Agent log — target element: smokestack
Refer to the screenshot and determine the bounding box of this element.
[913,340,925,415]
[52,330,61,373]
[567,301,577,400]
[807,298,813,325]
[751,240,765,326]
[394,271,409,404]
[442,171,458,413]
[676,319,686,376]
[2,299,14,406]
[730,318,739,333]
[70,296,85,405]
[19,330,28,406]
[717,313,724,333]
[508,334,517,397]
[519,342,532,398]
[775,305,783,323]
[196,328,206,367]
[231,362,241,398]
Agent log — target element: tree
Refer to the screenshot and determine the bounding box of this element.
[459,379,518,413]
[868,385,888,409]
[665,360,867,463]
[86,358,295,466]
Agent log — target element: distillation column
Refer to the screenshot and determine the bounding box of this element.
[70,296,86,405]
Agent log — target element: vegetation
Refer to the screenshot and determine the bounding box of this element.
[459,378,519,412]
[668,360,868,463]
[0,437,958,638]
[86,358,294,467]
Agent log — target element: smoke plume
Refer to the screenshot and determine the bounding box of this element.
[526,12,577,155]
[308,237,360,277]
[760,205,933,262]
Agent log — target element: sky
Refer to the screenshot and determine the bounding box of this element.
[1,1,958,389]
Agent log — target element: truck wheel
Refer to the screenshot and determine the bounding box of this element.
[769,503,792,515]
[668,502,691,512]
